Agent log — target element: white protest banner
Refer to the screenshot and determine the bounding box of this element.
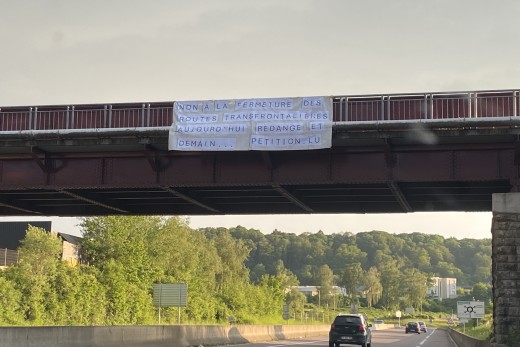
[168,96,332,151]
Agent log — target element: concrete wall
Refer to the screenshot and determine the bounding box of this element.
[0,324,330,347]
[371,323,394,330]
[449,329,491,347]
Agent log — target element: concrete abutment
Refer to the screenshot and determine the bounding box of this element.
[492,193,520,347]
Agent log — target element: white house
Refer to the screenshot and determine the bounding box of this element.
[427,277,457,300]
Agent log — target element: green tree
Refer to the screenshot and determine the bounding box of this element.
[80,216,162,288]
[341,263,363,300]
[285,288,307,320]
[0,276,24,325]
[355,231,391,268]
[202,228,254,322]
[472,252,491,283]
[205,229,250,293]
[257,274,285,317]
[153,219,223,323]
[250,263,267,283]
[100,259,154,324]
[400,269,429,311]
[275,262,300,289]
[6,226,62,324]
[330,244,368,273]
[315,264,334,307]
[434,261,465,281]
[378,258,401,310]
[472,282,492,303]
[296,264,315,285]
[53,265,107,325]
[363,267,382,308]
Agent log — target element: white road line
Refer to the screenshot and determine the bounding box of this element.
[417,328,436,346]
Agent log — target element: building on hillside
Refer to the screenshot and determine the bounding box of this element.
[0,221,52,250]
[0,221,82,267]
[355,285,370,298]
[427,277,457,301]
[0,221,52,268]
[58,232,83,266]
[289,286,319,297]
[288,285,347,297]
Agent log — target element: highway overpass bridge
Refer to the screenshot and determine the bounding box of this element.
[0,89,519,217]
[2,88,520,346]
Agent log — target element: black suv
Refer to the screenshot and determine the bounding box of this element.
[329,313,372,347]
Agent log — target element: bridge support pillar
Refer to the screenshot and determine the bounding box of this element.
[492,193,520,347]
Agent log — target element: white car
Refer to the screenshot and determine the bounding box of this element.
[418,321,427,332]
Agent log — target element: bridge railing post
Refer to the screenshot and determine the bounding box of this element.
[66,106,70,129]
[513,90,519,117]
[429,94,434,119]
[104,105,108,129]
[28,107,33,130]
[423,94,427,119]
[467,92,472,118]
[473,92,478,118]
[141,104,146,127]
[108,105,112,129]
[386,96,391,120]
[338,97,347,122]
[147,104,151,127]
[34,107,39,130]
[380,96,385,121]
[71,106,75,128]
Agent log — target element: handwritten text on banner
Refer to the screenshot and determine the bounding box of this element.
[168,97,332,151]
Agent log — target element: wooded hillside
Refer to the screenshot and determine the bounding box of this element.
[0,216,491,326]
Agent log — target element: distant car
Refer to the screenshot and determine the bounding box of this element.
[405,321,421,334]
[418,321,427,332]
[329,313,372,347]
[374,319,384,324]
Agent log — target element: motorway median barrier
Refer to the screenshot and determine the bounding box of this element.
[0,324,331,347]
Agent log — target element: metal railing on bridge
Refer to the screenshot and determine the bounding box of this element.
[0,103,174,132]
[0,90,518,132]
[333,89,520,122]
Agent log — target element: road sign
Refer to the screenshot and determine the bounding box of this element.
[395,310,402,318]
[153,283,188,307]
[457,301,485,319]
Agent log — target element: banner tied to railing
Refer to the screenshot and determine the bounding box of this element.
[168,96,333,151]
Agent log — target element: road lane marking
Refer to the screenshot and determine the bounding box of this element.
[417,328,436,346]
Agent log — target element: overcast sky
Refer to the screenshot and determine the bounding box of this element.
[2,0,518,239]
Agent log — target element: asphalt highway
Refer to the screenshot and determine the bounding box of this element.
[230,328,456,347]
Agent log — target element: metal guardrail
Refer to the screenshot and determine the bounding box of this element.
[0,104,174,131]
[1,248,18,267]
[0,90,518,132]
[333,90,519,122]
